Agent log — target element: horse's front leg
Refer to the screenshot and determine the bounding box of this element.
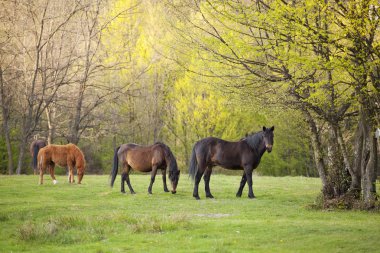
[162,168,169,192]
[236,173,247,197]
[204,167,214,198]
[68,165,74,184]
[244,167,255,199]
[148,165,158,194]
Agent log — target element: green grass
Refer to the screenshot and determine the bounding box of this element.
[0,174,379,252]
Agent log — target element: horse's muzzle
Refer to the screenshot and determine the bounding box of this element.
[171,190,177,194]
[266,145,273,153]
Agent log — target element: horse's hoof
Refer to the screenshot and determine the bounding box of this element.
[193,195,200,200]
[121,191,126,194]
[248,195,256,199]
[236,193,242,198]
[206,194,214,199]
[131,191,136,194]
[164,189,170,192]
[53,180,57,185]
[171,190,177,194]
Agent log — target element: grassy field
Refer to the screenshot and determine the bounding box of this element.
[0,174,379,253]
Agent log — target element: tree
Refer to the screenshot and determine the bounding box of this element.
[165,0,379,207]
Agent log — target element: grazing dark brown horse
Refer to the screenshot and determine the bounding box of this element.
[30,139,47,175]
[110,142,180,194]
[189,126,274,199]
[37,144,86,185]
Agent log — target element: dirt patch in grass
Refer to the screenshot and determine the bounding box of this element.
[194,213,232,218]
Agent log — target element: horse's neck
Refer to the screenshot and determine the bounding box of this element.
[252,139,265,158]
[258,142,266,157]
[248,133,266,157]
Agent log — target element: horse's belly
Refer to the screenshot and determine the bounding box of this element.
[51,155,68,167]
[216,161,243,170]
[128,160,152,172]
[212,154,242,170]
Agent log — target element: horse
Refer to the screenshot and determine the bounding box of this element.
[30,139,47,175]
[110,142,180,195]
[37,144,86,185]
[189,126,274,200]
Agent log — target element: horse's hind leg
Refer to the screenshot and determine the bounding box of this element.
[162,168,169,192]
[193,162,206,200]
[49,164,57,184]
[204,167,214,198]
[148,165,158,194]
[39,164,45,185]
[122,165,135,194]
[236,173,247,197]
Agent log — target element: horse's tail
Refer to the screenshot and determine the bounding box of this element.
[110,146,121,187]
[32,143,40,172]
[188,145,198,181]
[37,149,43,172]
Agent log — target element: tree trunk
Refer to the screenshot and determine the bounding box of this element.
[358,106,377,206]
[303,109,327,188]
[16,137,27,174]
[352,118,364,193]
[153,71,160,142]
[326,123,349,198]
[0,67,14,175]
[68,83,85,144]
[45,105,56,145]
[3,120,14,175]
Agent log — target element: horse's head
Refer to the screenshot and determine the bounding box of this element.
[169,170,180,194]
[262,126,274,153]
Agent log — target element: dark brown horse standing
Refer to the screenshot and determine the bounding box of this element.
[37,144,86,185]
[189,126,274,199]
[110,142,180,194]
[30,139,47,175]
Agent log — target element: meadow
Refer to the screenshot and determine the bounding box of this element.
[0,174,379,253]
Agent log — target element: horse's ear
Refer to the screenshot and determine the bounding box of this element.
[270,126,275,131]
[263,126,266,131]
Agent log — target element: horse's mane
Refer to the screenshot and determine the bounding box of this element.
[242,131,264,151]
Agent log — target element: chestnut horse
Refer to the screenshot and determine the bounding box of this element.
[189,126,274,199]
[110,142,180,194]
[37,144,86,185]
[30,139,47,175]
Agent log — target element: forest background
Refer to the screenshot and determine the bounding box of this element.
[0,0,379,206]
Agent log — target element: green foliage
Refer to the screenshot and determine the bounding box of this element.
[0,128,27,174]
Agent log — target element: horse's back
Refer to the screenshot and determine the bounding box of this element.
[195,137,251,169]
[120,143,166,172]
[38,144,84,167]
[195,137,240,153]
